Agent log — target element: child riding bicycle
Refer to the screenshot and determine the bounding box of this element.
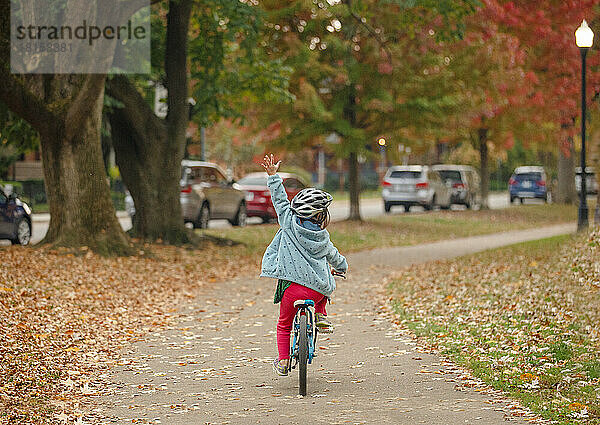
[259,154,348,376]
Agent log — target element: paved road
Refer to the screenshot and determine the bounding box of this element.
[26,212,133,246]
[94,224,573,424]
[329,191,510,221]
[24,193,511,245]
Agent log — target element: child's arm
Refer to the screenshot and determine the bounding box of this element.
[326,241,348,273]
[267,175,291,224]
[262,154,290,225]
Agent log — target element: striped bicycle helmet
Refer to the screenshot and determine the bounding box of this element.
[291,188,333,219]
[291,187,333,218]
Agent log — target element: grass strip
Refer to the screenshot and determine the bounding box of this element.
[202,203,576,258]
[388,232,600,424]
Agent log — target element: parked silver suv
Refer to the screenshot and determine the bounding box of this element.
[180,160,246,228]
[125,160,247,229]
[382,165,451,212]
[432,164,481,209]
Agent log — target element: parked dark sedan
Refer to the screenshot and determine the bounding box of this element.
[509,166,550,203]
[0,186,32,245]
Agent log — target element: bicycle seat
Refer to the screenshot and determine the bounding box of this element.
[293,299,315,308]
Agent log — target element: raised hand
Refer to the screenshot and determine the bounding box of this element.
[261,154,281,176]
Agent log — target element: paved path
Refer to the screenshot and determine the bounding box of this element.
[95,224,574,424]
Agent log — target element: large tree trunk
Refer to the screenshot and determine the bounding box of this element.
[345,85,362,221]
[106,0,193,243]
[40,81,129,253]
[478,127,489,210]
[107,76,188,243]
[107,76,188,244]
[348,152,361,220]
[557,136,576,204]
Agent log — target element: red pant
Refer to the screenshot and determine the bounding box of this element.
[277,283,327,360]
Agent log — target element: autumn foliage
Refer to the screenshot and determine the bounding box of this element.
[485,0,600,152]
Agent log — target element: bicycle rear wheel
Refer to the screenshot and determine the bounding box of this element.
[298,314,308,396]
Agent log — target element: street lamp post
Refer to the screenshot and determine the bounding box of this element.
[575,20,594,231]
[377,137,387,177]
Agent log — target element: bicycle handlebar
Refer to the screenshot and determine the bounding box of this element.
[331,269,346,279]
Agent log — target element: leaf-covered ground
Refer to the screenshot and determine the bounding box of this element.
[0,205,578,424]
[0,245,258,424]
[389,231,600,424]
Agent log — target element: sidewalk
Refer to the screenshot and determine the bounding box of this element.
[31,211,130,222]
[95,225,573,424]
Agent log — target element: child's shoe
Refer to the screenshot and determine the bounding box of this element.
[273,358,289,376]
[315,313,333,333]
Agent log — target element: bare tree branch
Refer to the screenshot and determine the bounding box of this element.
[105,74,167,158]
[0,71,60,135]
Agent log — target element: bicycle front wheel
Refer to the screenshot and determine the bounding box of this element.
[298,314,308,396]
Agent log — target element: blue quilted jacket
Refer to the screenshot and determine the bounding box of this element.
[260,174,348,297]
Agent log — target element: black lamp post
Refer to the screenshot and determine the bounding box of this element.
[378,137,387,178]
[576,20,594,231]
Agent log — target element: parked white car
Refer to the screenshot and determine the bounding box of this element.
[575,167,598,195]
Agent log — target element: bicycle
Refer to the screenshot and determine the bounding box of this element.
[287,270,346,396]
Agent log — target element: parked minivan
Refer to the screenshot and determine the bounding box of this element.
[381,165,452,212]
[432,164,481,209]
[509,166,549,203]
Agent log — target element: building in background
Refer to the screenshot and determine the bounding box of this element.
[9,150,43,181]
